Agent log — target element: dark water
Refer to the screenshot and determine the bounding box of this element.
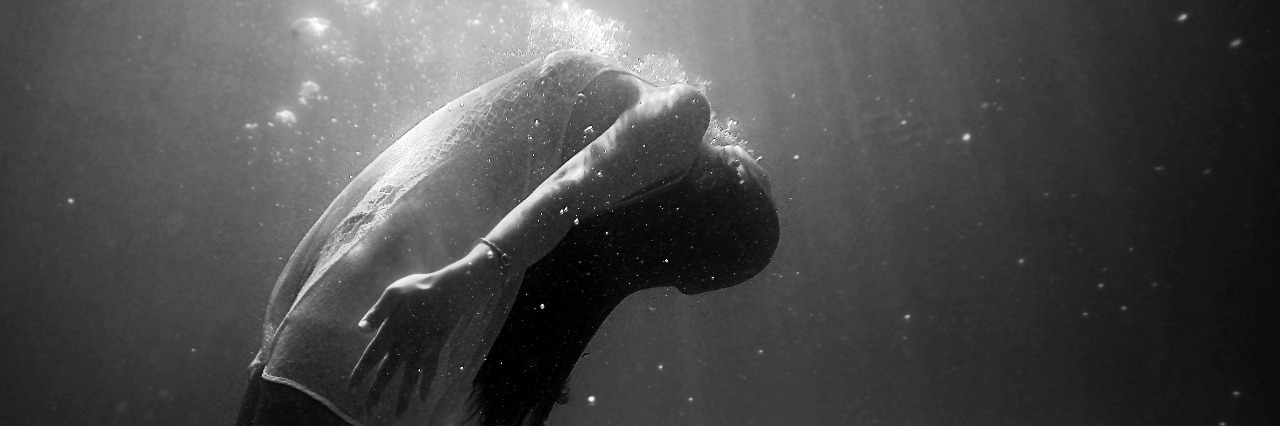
[2,0,1276,424]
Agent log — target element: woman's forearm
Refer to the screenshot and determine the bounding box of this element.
[480,81,708,271]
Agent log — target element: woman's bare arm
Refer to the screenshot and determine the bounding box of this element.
[483,80,711,270]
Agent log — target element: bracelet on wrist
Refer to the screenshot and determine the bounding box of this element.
[477,237,512,269]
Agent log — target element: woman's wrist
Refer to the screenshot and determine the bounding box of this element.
[455,241,516,276]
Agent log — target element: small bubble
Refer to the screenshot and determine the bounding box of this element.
[274,109,297,126]
[587,395,596,406]
[962,133,972,142]
[792,154,800,161]
[559,207,569,215]
[573,218,579,225]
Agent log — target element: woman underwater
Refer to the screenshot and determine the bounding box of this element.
[238,50,779,425]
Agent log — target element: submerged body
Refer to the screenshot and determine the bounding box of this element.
[245,50,778,425]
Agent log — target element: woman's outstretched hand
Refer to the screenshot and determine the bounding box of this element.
[348,245,507,417]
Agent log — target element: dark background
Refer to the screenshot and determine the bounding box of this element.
[2,0,1276,424]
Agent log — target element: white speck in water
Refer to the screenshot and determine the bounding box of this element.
[539,303,545,310]
[587,395,596,406]
[1097,282,1106,290]
[962,132,972,142]
[1017,258,1026,265]
[1232,390,1241,398]
[662,259,669,263]
[1229,38,1243,49]
[756,349,764,355]
[903,314,911,321]
[66,198,75,205]
[298,81,321,105]
[1120,306,1128,312]
[274,109,297,126]
[687,397,694,403]
[1082,311,1090,318]
[291,17,331,40]
[1203,168,1212,175]
[657,364,664,371]
[244,122,259,130]
[573,218,579,225]
[559,207,568,215]
[792,154,800,160]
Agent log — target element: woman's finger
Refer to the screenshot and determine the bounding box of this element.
[349,318,397,390]
[395,355,422,417]
[418,349,440,402]
[359,286,403,332]
[366,350,402,413]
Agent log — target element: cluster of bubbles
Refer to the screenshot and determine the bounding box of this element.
[236,0,749,170]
